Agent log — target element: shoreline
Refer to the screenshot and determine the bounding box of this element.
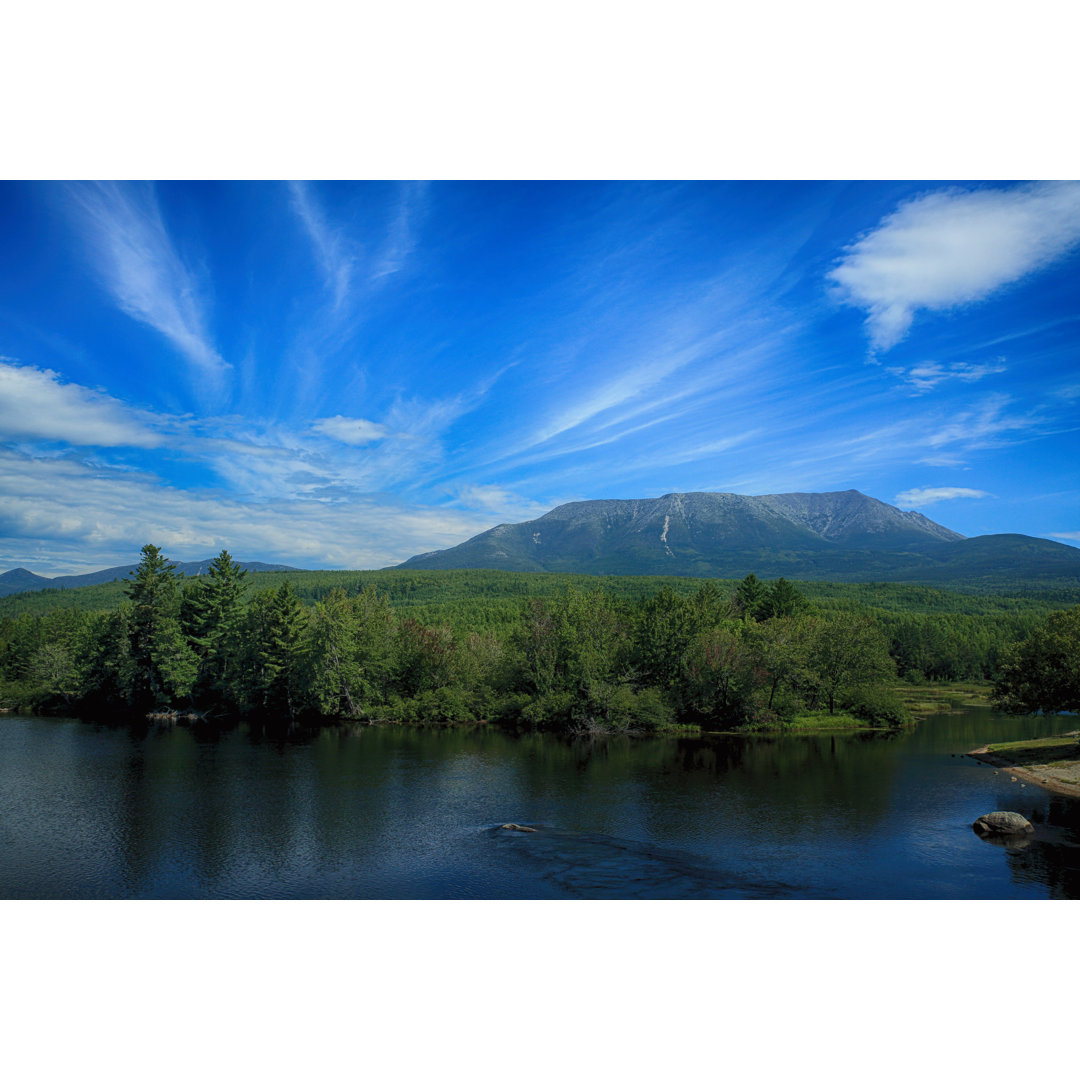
[968,743,1080,799]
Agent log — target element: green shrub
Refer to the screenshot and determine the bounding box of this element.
[383,685,478,724]
[843,686,910,728]
[614,686,676,731]
[519,691,574,730]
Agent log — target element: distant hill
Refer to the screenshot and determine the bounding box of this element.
[0,568,53,595]
[0,559,303,597]
[395,489,1080,586]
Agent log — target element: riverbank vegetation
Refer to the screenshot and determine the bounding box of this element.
[982,734,1080,767]
[969,732,1080,795]
[1,546,1075,734]
[990,606,1080,716]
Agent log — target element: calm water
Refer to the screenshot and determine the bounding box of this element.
[2,708,1078,899]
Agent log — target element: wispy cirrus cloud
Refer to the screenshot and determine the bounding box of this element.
[888,357,1008,393]
[829,180,1080,351]
[921,394,1041,453]
[288,181,360,311]
[288,180,427,308]
[500,310,778,466]
[63,182,228,389]
[783,393,1048,480]
[371,181,427,279]
[0,358,164,448]
[895,487,992,509]
[453,484,554,521]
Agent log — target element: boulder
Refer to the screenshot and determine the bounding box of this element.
[500,823,537,833]
[972,811,1034,836]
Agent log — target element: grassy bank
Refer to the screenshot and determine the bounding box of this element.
[730,710,914,734]
[895,680,992,714]
[968,731,1080,797]
[983,733,1080,766]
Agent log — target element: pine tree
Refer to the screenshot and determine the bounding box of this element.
[126,545,197,708]
[182,550,247,704]
[734,573,766,621]
[242,582,308,718]
[634,586,692,688]
[759,578,807,620]
[78,605,136,710]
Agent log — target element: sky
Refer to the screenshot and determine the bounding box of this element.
[1,179,1078,575]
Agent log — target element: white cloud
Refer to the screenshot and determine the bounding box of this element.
[0,449,499,574]
[454,484,553,520]
[1049,532,1080,543]
[0,359,164,448]
[312,416,393,445]
[829,181,1080,351]
[895,357,1007,393]
[0,354,490,511]
[64,182,228,386]
[894,487,992,509]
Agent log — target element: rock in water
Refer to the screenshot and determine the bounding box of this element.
[972,811,1034,836]
[500,823,538,833]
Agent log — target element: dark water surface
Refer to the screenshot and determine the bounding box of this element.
[2,709,1079,899]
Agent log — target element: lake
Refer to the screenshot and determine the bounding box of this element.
[2,708,1078,899]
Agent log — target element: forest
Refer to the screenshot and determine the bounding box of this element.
[1,545,1075,733]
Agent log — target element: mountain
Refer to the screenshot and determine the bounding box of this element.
[0,568,54,597]
[396,490,1080,585]
[0,559,303,597]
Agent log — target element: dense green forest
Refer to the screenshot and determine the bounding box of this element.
[1,547,1076,733]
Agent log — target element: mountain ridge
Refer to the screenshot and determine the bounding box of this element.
[396,489,1079,585]
[0,559,304,598]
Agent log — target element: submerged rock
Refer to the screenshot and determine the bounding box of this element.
[972,811,1034,836]
[500,823,538,833]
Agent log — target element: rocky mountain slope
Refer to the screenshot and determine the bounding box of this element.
[396,489,1080,585]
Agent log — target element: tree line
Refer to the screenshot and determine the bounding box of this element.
[1,546,1075,732]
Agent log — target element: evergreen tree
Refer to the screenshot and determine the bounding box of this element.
[689,580,734,630]
[759,578,807,620]
[734,574,766,621]
[76,606,136,711]
[182,550,247,703]
[635,586,693,688]
[241,582,308,717]
[126,545,197,707]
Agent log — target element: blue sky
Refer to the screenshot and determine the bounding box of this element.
[1,180,1078,575]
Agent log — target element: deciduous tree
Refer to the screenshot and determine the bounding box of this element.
[992,608,1080,715]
